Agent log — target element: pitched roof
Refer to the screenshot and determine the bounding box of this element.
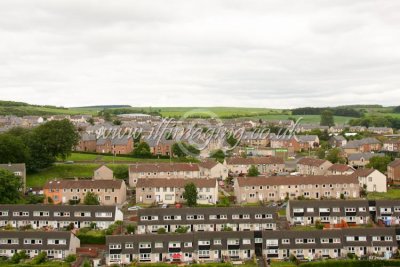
[328,164,354,172]
[236,175,358,187]
[348,153,384,161]
[226,156,284,165]
[129,163,199,173]
[43,179,124,189]
[0,163,26,173]
[351,168,376,177]
[136,178,216,188]
[388,159,400,168]
[297,157,329,167]
[198,160,219,169]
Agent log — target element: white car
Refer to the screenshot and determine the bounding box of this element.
[127,206,142,211]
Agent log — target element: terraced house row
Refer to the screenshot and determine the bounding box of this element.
[0,205,123,229]
[136,206,278,234]
[287,200,400,226]
[0,231,80,260]
[105,228,400,265]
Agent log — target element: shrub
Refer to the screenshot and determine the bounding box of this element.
[64,254,77,263]
[175,226,189,234]
[126,224,135,234]
[157,227,167,234]
[30,251,47,265]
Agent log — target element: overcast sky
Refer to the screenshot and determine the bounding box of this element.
[0,0,399,108]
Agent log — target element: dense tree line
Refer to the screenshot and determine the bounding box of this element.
[99,108,162,118]
[349,116,400,129]
[292,107,363,117]
[0,119,79,171]
[394,106,400,113]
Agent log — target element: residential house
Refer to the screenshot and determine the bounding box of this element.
[352,168,387,192]
[343,138,381,155]
[296,158,333,175]
[329,135,347,148]
[241,131,269,147]
[198,160,228,180]
[388,159,400,183]
[383,140,400,152]
[368,127,394,135]
[286,200,370,226]
[0,204,123,230]
[147,139,174,156]
[374,200,400,226]
[0,231,80,260]
[44,166,127,205]
[348,153,384,168]
[136,206,277,234]
[225,157,285,175]
[129,163,200,187]
[327,164,355,176]
[111,136,134,155]
[106,231,255,265]
[234,175,360,204]
[135,178,218,205]
[106,228,400,264]
[0,163,26,191]
[75,133,97,152]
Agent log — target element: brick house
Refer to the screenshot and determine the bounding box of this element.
[388,159,400,183]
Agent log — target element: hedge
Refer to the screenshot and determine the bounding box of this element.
[76,233,106,244]
[301,260,400,267]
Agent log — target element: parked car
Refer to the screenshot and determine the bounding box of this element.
[161,204,168,208]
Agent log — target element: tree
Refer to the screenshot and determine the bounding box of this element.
[367,156,392,173]
[182,182,198,207]
[247,165,260,177]
[326,148,346,164]
[0,133,31,164]
[394,106,400,113]
[26,119,78,170]
[83,192,100,205]
[226,134,239,148]
[172,142,200,157]
[113,165,129,179]
[210,149,225,163]
[0,169,22,204]
[87,118,95,125]
[316,148,326,159]
[113,119,122,125]
[320,110,335,127]
[132,142,152,158]
[133,133,142,148]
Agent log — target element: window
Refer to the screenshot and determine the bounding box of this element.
[282,239,290,244]
[139,243,151,249]
[155,242,163,248]
[184,242,192,247]
[125,243,133,249]
[109,244,121,249]
[214,239,221,245]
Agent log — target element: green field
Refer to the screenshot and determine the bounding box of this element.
[367,189,400,200]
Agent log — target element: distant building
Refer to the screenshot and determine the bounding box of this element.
[296,157,333,175]
[0,163,26,191]
[388,159,400,183]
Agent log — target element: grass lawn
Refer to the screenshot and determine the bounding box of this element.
[254,114,355,124]
[271,261,296,267]
[61,152,196,163]
[26,164,129,187]
[367,188,400,200]
[291,225,318,231]
[278,209,286,216]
